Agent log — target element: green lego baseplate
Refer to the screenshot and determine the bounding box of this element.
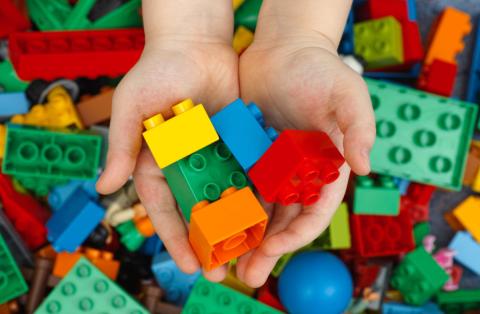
[390,247,449,306]
[183,276,283,314]
[436,289,480,314]
[35,257,148,314]
[354,16,404,69]
[0,234,28,304]
[163,141,249,221]
[2,125,102,181]
[367,79,478,190]
[353,175,400,216]
[0,60,29,92]
[413,222,430,247]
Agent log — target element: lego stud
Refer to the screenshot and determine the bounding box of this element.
[188,154,207,171]
[357,176,374,187]
[437,113,461,131]
[247,103,265,126]
[301,184,321,206]
[203,183,221,201]
[220,187,237,198]
[65,146,87,165]
[319,164,340,184]
[398,104,421,122]
[278,185,300,205]
[46,301,62,312]
[79,298,94,311]
[298,163,320,182]
[371,95,380,110]
[214,142,232,160]
[388,146,412,165]
[172,99,195,116]
[41,144,63,164]
[429,156,452,173]
[265,127,279,141]
[18,141,39,162]
[378,175,395,188]
[229,171,248,189]
[222,231,248,251]
[376,120,396,138]
[191,200,210,213]
[413,130,436,148]
[111,295,128,308]
[143,113,165,130]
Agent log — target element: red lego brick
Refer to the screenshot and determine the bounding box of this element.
[401,196,430,225]
[0,0,30,38]
[350,206,415,258]
[352,262,381,297]
[248,130,345,206]
[418,59,457,96]
[256,277,286,311]
[9,29,144,81]
[406,183,436,206]
[0,173,49,249]
[358,0,409,22]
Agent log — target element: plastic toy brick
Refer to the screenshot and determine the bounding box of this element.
[248,130,344,206]
[472,166,480,192]
[350,206,414,257]
[448,231,480,275]
[116,216,155,252]
[0,234,28,304]
[444,211,465,232]
[307,202,351,250]
[354,17,404,70]
[0,92,29,119]
[46,187,105,252]
[2,125,102,181]
[221,265,255,296]
[257,277,286,311]
[76,88,113,127]
[0,124,5,159]
[14,175,68,197]
[233,0,245,10]
[151,251,201,306]
[436,289,480,314]
[339,11,354,55]
[351,261,381,297]
[163,141,248,221]
[393,177,410,195]
[189,187,267,271]
[365,63,421,80]
[140,235,163,256]
[467,21,480,103]
[358,0,408,22]
[0,0,31,38]
[463,141,480,186]
[400,20,424,66]
[0,60,29,92]
[418,59,457,97]
[407,0,417,20]
[234,0,262,31]
[26,0,72,30]
[413,222,430,247]
[367,79,477,190]
[353,175,400,215]
[48,178,98,211]
[36,258,148,314]
[8,29,144,81]
[233,26,254,54]
[453,196,480,242]
[143,99,219,169]
[211,99,278,171]
[0,209,34,267]
[183,276,282,314]
[383,302,443,314]
[271,252,294,278]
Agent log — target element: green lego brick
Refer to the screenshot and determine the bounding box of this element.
[413,222,430,247]
[271,252,294,278]
[0,234,28,304]
[2,125,102,181]
[390,247,449,306]
[27,0,72,30]
[35,257,148,314]
[436,289,480,314]
[353,175,400,215]
[0,60,29,92]
[14,176,68,197]
[367,79,477,190]
[309,202,351,249]
[63,0,96,29]
[163,141,248,222]
[92,0,142,29]
[116,220,145,252]
[354,16,404,69]
[234,0,262,31]
[183,276,282,314]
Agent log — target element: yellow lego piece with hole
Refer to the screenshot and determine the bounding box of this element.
[233,26,254,54]
[453,196,480,242]
[233,0,245,10]
[143,99,219,168]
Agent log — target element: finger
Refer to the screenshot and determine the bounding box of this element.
[334,69,376,176]
[203,264,228,282]
[134,147,200,274]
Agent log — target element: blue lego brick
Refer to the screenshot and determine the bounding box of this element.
[48,177,98,211]
[467,20,480,104]
[364,63,422,80]
[339,10,354,55]
[383,302,443,314]
[139,234,163,256]
[407,0,417,21]
[46,187,105,252]
[448,231,480,275]
[393,177,411,196]
[151,251,200,306]
[0,92,29,118]
[211,99,278,171]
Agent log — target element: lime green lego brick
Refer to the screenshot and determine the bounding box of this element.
[271,252,294,278]
[27,0,72,30]
[413,222,430,247]
[436,289,480,314]
[2,125,102,181]
[354,17,404,69]
[234,0,262,31]
[308,202,351,249]
[353,175,400,216]
[183,276,282,314]
[0,234,28,304]
[35,257,148,314]
[390,248,449,306]
[0,60,29,92]
[163,141,249,222]
[367,79,478,190]
[92,0,142,29]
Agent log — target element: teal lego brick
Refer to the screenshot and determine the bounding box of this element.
[163,141,249,222]
[367,79,477,190]
[26,0,72,31]
[183,276,282,314]
[35,257,148,314]
[0,60,29,92]
[354,16,404,69]
[0,234,28,304]
[390,247,449,306]
[413,222,430,247]
[353,175,401,215]
[436,289,480,314]
[2,125,102,181]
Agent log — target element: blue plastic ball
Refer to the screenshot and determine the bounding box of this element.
[278,251,353,314]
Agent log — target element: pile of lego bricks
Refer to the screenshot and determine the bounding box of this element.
[1,0,480,314]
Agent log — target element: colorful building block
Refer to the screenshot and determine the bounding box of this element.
[233,26,254,54]
[467,21,480,104]
[452,196,480,242]
[189,187,267,271]
[116,216,155,252]
[307,202,351,250]
[9,29,144,80]
[48,178,98,211]
[354,17,404,69]
[448,231,480,275]
[46,187,105,252]
[436,289,480,314]
[353,175,401,215]
[382,302,443,314]
[211,99,278,171]
[0,234,28,304]
[367,79,477,190]
[76,88,113,127]
[163,141,248,221]
[151,251,201,306]
[418,59,457,97]
[393,177,411,195]
[271,252,294,278]
[358,0,408,22]
[36,258,148,314]
[0,60,29,92]
[183,276,282,314]
[143,99,219,169]
[234,0,262,31]
[0,0,31,38]
[407,0,417,20]
[256,277,286,311]
[26,0,72,30]
[463,141,480,186]
[221,265,255,296]
[0,92,29,118]
[413,222,430,247]
[2,125,102,181]
[390,248,449,305]
[233,0,245,10]
[248,130,344,206]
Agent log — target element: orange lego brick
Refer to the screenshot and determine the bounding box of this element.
[424,7,472,65]
[463,142,480,186]
[77,89,114,126]
[444,212,465,232]
[189,187,268,271]
[453,196,480,242]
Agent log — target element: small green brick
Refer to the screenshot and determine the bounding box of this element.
[309,202,351,249]
[436,289,480,314]
[183,276,282,314]
[163,141,248,221]
[0,234,28,304]
[35,258,148,314]
[116,220,145,252]
[354,16,404,69]
[0,60,29,92]
[413,222,430,247]
[353,175,400,216]
[14,175,68,197]
[26,0,72,31]
[390,248,449,306]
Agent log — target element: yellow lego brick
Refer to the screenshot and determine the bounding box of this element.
[233,26,254,54]
[221,265,256,296]
[233,0,245,10]
[453,196,480,242]
[143,99,219,168]
[0,124,5,158]
[472,169,480,192]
